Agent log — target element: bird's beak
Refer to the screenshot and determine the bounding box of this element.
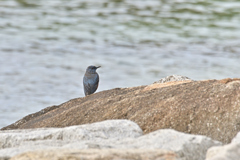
[96,66,101,68]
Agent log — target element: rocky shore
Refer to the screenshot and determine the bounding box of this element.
[1,75,240,160]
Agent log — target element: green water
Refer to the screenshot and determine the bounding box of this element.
[0,0,240,128]
[2,0,240,44]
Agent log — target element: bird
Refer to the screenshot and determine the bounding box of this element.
[83,65,101,96]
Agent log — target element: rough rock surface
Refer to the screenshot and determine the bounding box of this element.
[0,120,221,160]
[2,77,240,144]
[10,149,178,160]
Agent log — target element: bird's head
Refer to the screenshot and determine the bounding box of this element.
[86,65,101,74]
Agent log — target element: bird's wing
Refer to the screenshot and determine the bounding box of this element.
[83,76,92,95]
[91,74,99,93]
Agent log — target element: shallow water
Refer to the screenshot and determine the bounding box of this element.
[0,0,240,128]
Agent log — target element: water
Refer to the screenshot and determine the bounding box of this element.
[0,0,240,128]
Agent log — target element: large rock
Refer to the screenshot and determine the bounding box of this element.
[2,77,240,144]
[0,120,142,159]
[231,131,240,144]
[10,149,178,160]
[206,130,240,160]
[0,120,221,160]
[206,143,240,160]
[119,129,221,160]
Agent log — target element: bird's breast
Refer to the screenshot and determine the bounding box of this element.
[84,73,99,85]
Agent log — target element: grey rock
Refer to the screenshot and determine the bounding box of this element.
[0,120,142,159]
[206,143,240,160]
[154,75,192,84]
[206,131,240,160]
[0,120,221,160]
[118,129,221,160]
[231,131,240,144]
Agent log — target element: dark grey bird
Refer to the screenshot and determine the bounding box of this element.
[83,65,101,96]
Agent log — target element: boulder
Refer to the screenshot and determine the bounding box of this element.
[118,129,221,160]
[231,131,240,144]
[2,77,240,144]
[206,143,240,160]
[0,120,221,160]
[206,130,240,160]
[0,120,142,159]
[10,149,178,160]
